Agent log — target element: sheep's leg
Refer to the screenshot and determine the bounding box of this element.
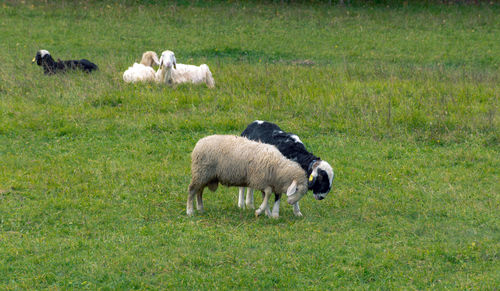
[196,189,204,213]
[245,188,254,209]
[265,193,272,217]
[260,191,272,217]
[293,202,303,217]
[271,194,281,219]
[205,69,215,88]
[187,184,199,216]
[238,187,245,209]
[255,187,272,217]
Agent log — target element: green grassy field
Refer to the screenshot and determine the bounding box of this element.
[0,0,499,289]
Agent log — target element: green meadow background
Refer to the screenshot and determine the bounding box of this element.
[0,0,498,289]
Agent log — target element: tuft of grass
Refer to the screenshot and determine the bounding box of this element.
[0,1,499,289]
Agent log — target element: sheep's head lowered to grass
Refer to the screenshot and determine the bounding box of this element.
[308,160,334,201]
[187,135,308,217]
[286,179,308,205]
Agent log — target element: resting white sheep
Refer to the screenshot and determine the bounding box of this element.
[156,50,215,88]
[123,51,160,83]
[187,135,308,218]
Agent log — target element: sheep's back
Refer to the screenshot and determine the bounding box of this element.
[123,63,156,82]
[174,63,207,84]
[191,135,290,188]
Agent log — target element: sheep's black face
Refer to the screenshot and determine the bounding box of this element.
[34,51,43,65]
[311,169,331,200]
[32,50,51,66]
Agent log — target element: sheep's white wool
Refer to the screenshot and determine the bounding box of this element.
[172,64,210,84]
[290,134,302,144]
[123,63,156,83]
[187,135,308,217]
[39,50,50,57]
[123,51,160,83]
[156,50,215,88]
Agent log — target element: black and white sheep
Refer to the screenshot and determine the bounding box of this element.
[188,135,308,217]
[156,50,215,88]
[32,50,98,75]
[238,120,334,217]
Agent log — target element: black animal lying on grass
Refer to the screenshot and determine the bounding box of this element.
[32,49,98,75]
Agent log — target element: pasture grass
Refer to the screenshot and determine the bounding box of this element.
[0,1,499,289]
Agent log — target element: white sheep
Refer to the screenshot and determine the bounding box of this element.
[187,135,308,218]
[123,51,160,83]
[156,50,215,88]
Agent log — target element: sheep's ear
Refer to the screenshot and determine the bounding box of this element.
[172,55,177,69]
[308,173,317,188]
[286,180,298,197]
[158,55,163,68]
[152,54,160,66]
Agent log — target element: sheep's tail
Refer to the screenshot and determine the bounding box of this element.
[201,64,215,88]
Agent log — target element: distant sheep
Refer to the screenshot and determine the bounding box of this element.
[238,120,334,217]
[187,135,308,218]
[156,50,215,88]
[32,50,98,75]
[123,51,160,83]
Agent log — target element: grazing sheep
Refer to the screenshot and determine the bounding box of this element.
[238,120,334,217]
[122,51,160,83]
[32,50,98,75]
[156,50,215,88]
[187,135,308,218]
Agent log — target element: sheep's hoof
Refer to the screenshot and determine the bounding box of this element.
[271,213,280,219]
[238,203,245,209]
[294,212,303,217]
[186,209,194,216]
[255,208,263,217]
[246,203,254,209]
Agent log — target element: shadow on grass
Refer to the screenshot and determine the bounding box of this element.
[182,204,305,227]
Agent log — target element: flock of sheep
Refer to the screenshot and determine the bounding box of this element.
[32,49,214,88]
[123,50,215,88]
[32,50,334,218]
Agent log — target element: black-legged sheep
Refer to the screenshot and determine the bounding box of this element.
[238,120,334,217]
